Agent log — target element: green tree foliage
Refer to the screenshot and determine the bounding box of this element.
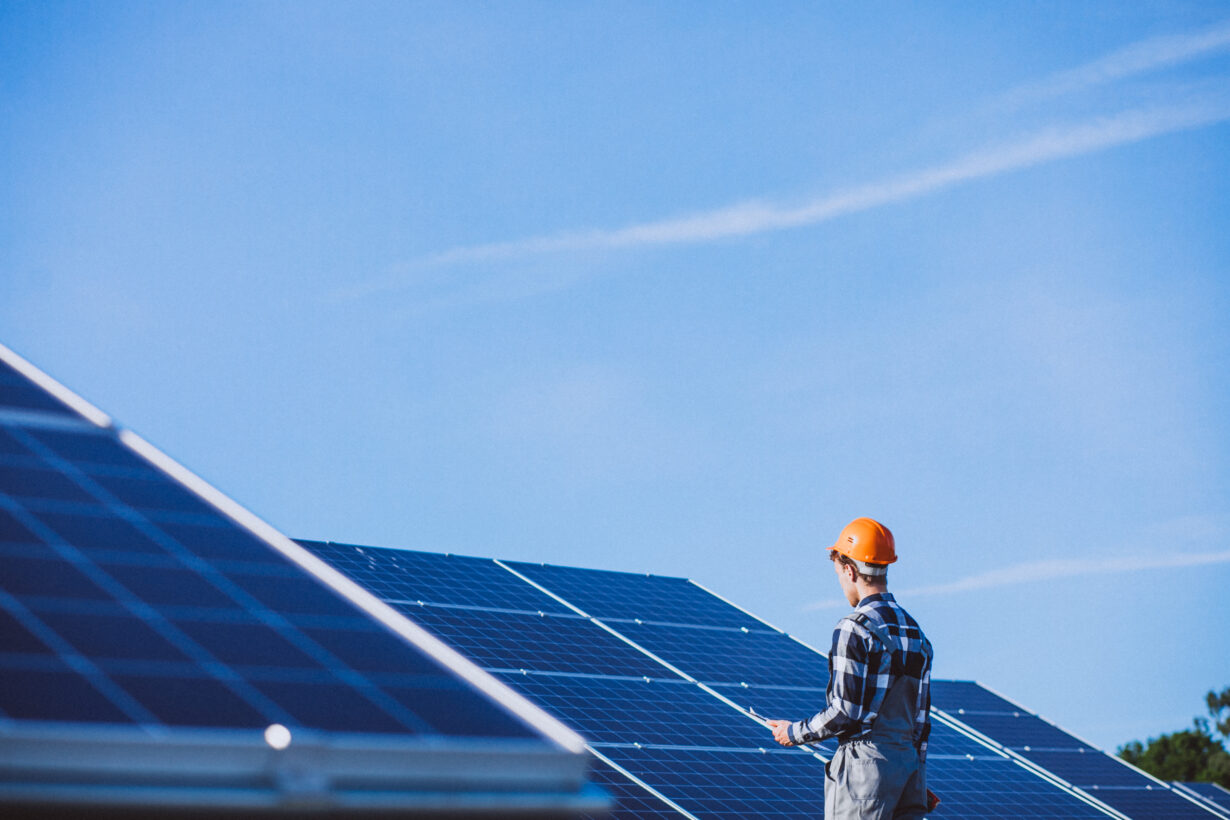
[1209,687,1230,738]
[1118,686,1230,788]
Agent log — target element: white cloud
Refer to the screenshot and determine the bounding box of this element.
[996,18,1230,109]
[324,19,1230,308]
[332,88,1230,305]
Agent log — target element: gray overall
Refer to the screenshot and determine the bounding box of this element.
[824,614,929,820]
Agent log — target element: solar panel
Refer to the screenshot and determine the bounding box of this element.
[0,344,597,815]
[924,756,1112,818]
[583,754,688,818]
[936,680,1223,818]
[303,539,573,614]
[594,745,827,819]
[308,542,1131,819]
[394,604,665,677]
[494,672,773,749]
[502,559,765,629]
[1174,782,1230,816]
[613,620,830,688]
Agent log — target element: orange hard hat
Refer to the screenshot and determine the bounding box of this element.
[830,517,896,574]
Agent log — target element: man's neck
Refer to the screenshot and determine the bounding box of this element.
[854,583,888,604]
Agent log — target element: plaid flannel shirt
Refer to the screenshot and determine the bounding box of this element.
[787,593,933,758]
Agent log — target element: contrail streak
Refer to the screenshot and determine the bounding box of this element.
[333,92,1230,304]
[801,549,1230,611]
[997,17,1230,108]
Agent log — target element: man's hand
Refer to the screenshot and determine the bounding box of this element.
[766,719,796,747]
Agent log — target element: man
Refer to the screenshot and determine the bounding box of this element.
[767,517,934,819]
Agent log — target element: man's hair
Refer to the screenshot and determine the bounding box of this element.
[830,550,888,584]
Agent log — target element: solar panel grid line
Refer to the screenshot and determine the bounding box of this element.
[593,586,1135,815]
[992,748,1136,820]
[0,351,592,748]
[122,431,587,754]
[1172,783,1230,819]
[588,747,696,819]
[0,492,316,730]
[0,343,111,428]
[685,577,792,635]
[500,560,765,630]
[946,681,1215,790]
[5,432,478,737]
[494,557,791,747]
[961,678,1109,748]
[494,559,708,683]
[501,555,1117,804]
[299,545,717,815]
[316,545,1154,818]
[499,558,1106,817]
[388,599,573,618]
[0,585,164,728]
[935,684,1229,820]
[0,407,101,433]
[925,712,1012,760]
[930,711,1149,817]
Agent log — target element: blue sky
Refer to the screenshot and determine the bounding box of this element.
[3,1,1228,753]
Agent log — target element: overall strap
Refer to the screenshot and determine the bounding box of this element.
[847,612,904,676]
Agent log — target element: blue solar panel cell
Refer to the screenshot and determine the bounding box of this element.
[292,621,452,677]
[1024,748,1158,787]
[37,609,193,663]
[0,461,98,504]
[33,510,167,555]
[0,428,33,455]
[301,541,574,614]
[0,609,55,655]
[1178,782,1230,812]
[1,664,136,723]
[107,562,240,609]
[221,566,368,619]
[88,471,216,517]
[23,428,151,471]
[1093,787,1224,820]
[0,361,79,417]
[616,621,828,688]
[925,757,1112,818]
[113,673,273,728]
[157,519,279,562]
[950,711,1096,751]
[931,680,1022,714]
[0,426,547,743]
[0,508,39,543]
[935,682,1223,817]
[399,604,666,678]
[594,745,826,819]
[495,672,769,749]
[503,561,765,629]
[581,755,684,818]
[380,680,543,739]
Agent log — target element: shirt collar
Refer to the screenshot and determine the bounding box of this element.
[857,592,894,607]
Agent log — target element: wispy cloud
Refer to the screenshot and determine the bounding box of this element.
[801,549,1230,611]
[335,93,1230,305]
[996,17,1230,109]
[327,19,1230,307]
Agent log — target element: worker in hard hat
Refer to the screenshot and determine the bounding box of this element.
[766,517,935,819]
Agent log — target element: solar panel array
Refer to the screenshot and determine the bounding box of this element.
[933,681,1224,819]
[0,347,594,814]
[306,541,1157,819]
[1174,782,1230,817]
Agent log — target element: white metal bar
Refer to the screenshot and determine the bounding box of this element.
[0,342,112,428]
